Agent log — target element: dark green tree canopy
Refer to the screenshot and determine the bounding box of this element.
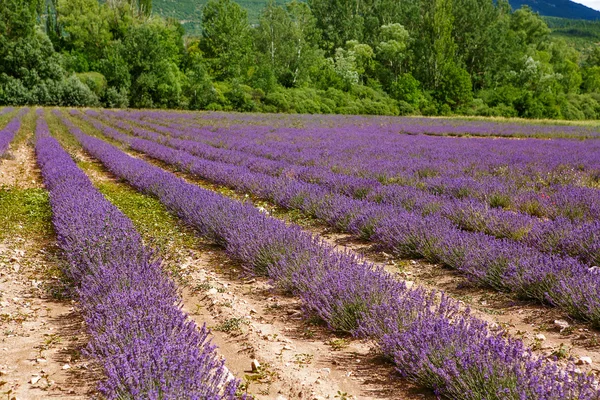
[1,0,600,119]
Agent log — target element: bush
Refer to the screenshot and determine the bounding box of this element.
[493,104,518,117]
[225,81,257,112]
[76,72,108,97]
[389,73,422,105]
[437,64,473,108]
[102,87,129,108]
[0,76,31,105]
[577,95,600,119]
[397,100,414,116]
[421,103,439,116]
[60,75,100,106]
[559,96,585,120]
[205,102,223,111]
[264,91,291,112]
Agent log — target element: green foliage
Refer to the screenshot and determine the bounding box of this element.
[102,87,129,108]
[376,23,408,79]
[511,7,551,45]
[57,0,112,58]
[76,72,107,96]
[583,66,600,94]
[0,188,52,241]
[2,0,600,120]
[122,18,185,108]
[436,63,473,107]
[389,73,422,105]
[201,0,253,80]
[255,0,321,87]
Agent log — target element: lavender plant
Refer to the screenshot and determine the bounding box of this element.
[34,112,240,399]
[0,108,28,157]
[55,110,600,399]
[77,110,600,327]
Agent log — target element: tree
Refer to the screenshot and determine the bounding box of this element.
[510,7,550,46]
[183,39,217,108]
[255,1,322,87]
[0,0,43,40]
[430,0,456,89]
[308,0,364,53]
[201,0,253,81]
[332,48,359,89]
[346,40,374,83]
[57,0,112,61]
[122,18,185,107]
[376,23,409,79]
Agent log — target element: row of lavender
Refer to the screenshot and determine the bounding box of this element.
[78,110,600,328]
[0,108,28,157]
[0,107,14,118]
[56,110,600,400]
[116,108,600,138]
[117,109,600,223]
[34,112,239,399]
[91,111,600,268]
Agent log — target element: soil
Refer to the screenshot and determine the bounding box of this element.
[122,144,600,378]
[65,138,434,399]
[177,244,433,399]
[0,135,39,189]
[0,136,98,399]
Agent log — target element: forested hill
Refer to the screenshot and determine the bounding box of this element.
[511,0,600,20]
[153,0,600,29]
[6,0,600,120]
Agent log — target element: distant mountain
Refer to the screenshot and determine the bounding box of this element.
[150,0,600,34]
[510,0,600,20]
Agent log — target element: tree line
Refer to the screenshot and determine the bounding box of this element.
[3,0,600,119]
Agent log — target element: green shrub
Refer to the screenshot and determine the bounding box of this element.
[389,73,422,105]
[264,91,291,112]
[0,77,31,105]
[102,87,129,108]
[76,72,108,97]
[60,75,100,106]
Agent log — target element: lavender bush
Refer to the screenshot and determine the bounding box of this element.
[77,110,600,327]
[0,108,28,157]
[55,110,600,399]
[34,112,240,399]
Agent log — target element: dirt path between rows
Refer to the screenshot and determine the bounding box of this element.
[63,133,433,399]
[66,112,600,396]
[0,242,97,399]
[0,127,98,399]
[180,245,432,399]
[123,144,600,378]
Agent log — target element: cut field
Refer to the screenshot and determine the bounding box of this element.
[1,107,600,399]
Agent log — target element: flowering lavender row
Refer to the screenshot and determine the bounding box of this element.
[0,108,28,157]
[89,111,600,268]
[106,109,600,223]
[56,111,600,400]
[76,111,600,328]
[107,107,600,138]
[121,108,600,186]
[0,107,14,117]
[34,113,240,399]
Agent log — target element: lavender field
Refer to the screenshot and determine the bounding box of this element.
[1,107,600,399]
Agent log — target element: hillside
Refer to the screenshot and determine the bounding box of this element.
[546,16,600,50]
[152,0,286,32]
[511,0,600,20]
[152,0,600,32]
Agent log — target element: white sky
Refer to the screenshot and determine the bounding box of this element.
[570,0,600,11]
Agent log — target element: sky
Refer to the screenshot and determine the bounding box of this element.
[570,0,600,11]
